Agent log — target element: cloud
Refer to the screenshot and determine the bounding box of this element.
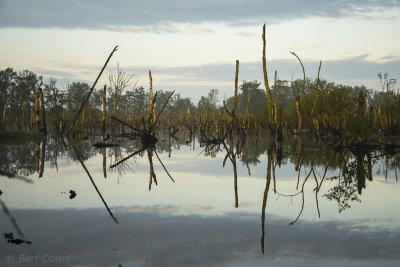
[105,25,182,34]
[0,0,399,29]
[114,203,215,214]
[1,208,400,266]
[234,31,256,37]
[376,54,400,63]
[30,67,77,79]
[104,24,215,34]
[28,54,399,102]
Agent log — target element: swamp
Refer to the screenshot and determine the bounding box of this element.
[1,25,400,267]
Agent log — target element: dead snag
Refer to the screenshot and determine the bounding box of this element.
[290,51,305,133]
[262,24,273,126]
[69,45,118,131]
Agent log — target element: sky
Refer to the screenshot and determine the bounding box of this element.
[0,0,399,102]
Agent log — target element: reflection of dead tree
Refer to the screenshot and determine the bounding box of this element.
[288,167,313,225]
[198,132,224,158]
[39,137,46,178]
[108,145,131,178]
[64,138,119,223]
[102,148,107,178]
[272,160,328,226]
[288,162,328,225]
[221,132,243,208]
[35,137,46,178]
[261,146,273,254]
[110,146,147,168]
[0,198,30,243]
[245,153,251,176]
[199,129,244,208]
[147,148,157,190]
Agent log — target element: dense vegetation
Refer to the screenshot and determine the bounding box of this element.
[1,66,398,146]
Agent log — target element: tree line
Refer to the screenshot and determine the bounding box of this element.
[0,66,398,141]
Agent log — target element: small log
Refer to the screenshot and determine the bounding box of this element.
[93,143,121,148]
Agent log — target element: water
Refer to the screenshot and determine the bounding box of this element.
[1,132,400,266]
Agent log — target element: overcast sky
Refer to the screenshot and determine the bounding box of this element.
[0,0,399,101]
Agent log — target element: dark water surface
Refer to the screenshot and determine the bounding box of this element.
[1,132,399,266]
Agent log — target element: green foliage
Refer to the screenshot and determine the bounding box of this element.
[344,114,370,142]
[0,65,398,144]
[324,181,361,213]
[67,82,91,111]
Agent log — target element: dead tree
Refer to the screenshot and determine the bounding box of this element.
[68,45,118,132]
[108,63,135,130]
[38,87,47,134]
[262,24,273,128]
[290,51,305,133]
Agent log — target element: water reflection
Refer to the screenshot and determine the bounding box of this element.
[1,131,399,265]
[63,136,119,223]
[2,208,400,266]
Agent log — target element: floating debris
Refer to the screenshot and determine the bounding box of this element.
[69,190,77,199]
[61,190,77,199]
[4,233,13,240]
[4,232,32,245]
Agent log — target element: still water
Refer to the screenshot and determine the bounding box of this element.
[1,131,400,266]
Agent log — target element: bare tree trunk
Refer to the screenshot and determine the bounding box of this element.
[102,84,107,140]
[223,60,239,132]
[296,96,303,131]
[35,92,41,131]
[262,24,272,125]
[148,70,154,126]
[38,87,47,134]
[21,101,30,133]
[291,51,305,133]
